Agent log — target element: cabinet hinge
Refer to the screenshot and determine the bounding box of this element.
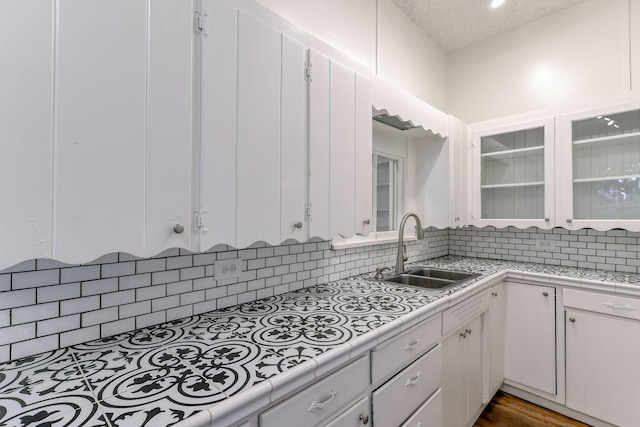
[193,209,209,232]
[305,63,313,82]
[195,12,209,38]
[305,203,313,218]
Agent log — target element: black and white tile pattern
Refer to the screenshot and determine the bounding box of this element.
[2,255,640,426]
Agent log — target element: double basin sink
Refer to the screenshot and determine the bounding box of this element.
[377,266,479,292]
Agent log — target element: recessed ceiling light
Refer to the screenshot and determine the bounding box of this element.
[491,0,505,8]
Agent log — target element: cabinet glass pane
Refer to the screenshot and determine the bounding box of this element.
[480,127,545,219]
[374,155,397,232]
[572,109,640,219]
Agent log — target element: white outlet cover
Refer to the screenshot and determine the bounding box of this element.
[534,239,556,251]
[215,258,243,280]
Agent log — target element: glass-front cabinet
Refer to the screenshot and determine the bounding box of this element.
[471,117,555,229]
[557,101,640,230]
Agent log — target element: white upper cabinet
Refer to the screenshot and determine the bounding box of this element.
[280,35,307,242]
[449,116,469,228]
[0,0,54,269]
[200,0,237,251]
[354,74,373,236]
[470,117,555,229]
[557,100,640,231]
[236,13,282,248]
[54,0,147,262]
[308,50,373,240]
[145,0,194,256]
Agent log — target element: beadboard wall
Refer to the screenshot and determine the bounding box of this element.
[450,226,640,273]
[0,229,448,363]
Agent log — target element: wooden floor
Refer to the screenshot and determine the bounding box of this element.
[473,391,591,427]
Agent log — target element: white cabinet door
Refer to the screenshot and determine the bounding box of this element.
[449,115,469,227]
[566,310,640,427]
[556,100,640,231]
[354,74,373,236]
[280,35,307,242]
[0,0,53,269]
[307,49,331,240]
[487,282,506,399]
[504,282,556,395]
[442,315,483,427]
[236,12,282,248]
[470,117,555,229]
[324,397,369,427]
[329,62,356,238]
[145,0,194,256]
[54,0,147,262]
[200,0,237,251]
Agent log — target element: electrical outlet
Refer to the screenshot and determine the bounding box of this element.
[535,239,556,251]
[214,258,243,280]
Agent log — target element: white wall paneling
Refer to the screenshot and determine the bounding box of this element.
[307,49,331,240]
[200,0,237,250]
[414,135,450,229]
[449,116,469,227]
[53,0,147,262]
[329,62,356,238]
[280,35,307,242]
[0,0,54,269]
[236,12,282,248]
[354,74,373,236]
[145,0,194,256]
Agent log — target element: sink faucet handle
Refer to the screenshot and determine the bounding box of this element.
[374,267,391,280]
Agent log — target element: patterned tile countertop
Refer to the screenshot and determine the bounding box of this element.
[1,255,638,427]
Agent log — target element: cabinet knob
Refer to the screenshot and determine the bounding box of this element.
[491,292,498,297]
[363,219,371,225]
[566,218,573,223]
[544,217,550,222]
[460,332,467,338]
[569,317,576,323]
[359,414,369,425]
[294,222,303,229]
[173,224,185,234]
[454,217,460,221]
[466,328,472,335]
[543,291,549,297]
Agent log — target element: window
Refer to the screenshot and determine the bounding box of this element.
[373,153,400,231]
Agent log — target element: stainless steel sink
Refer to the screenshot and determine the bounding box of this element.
[377,267,479,291]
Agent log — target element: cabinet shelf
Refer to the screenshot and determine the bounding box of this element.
[481,146,544,159]
[573,174,640,183]
[572,131,640,147]
[481,181,544,189]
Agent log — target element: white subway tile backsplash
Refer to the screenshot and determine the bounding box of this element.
[0,345,8,363]
[61,296,100,315]
[0,289,35,310]
[82,278,118,296]
[1,260,36,274]
[136,285,166,302]
[119,273,151,290]
[180,266,205,281]
[167,255,193,270]
[0,323,35,346]
[101,261,135,278]
[0,274,10,291]
[60,325,100,348]
[61,265,100,284]
[0,310,9,327]
[11,335,58,360]
[167,305,193,321]
[102,290,136,308]
[82,307,118,327]
[119,301,151,319]
[152,270,180,285]
[136,258,166,274]
[101,318,135,338]
[193,300,216,315]
[136,312,165,329]
[38,282,81,303]
[12,269,59,289]
[180,290,205,305]
[37,314,80,336]
[12,302,58,324]
[167,280,193,296]
[152,295,180,312]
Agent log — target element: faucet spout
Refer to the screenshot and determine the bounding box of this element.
[395,213,425,273]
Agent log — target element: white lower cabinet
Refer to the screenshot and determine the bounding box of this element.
[401,388,443,427]
[372,344,442,427]
[504,281,557,396]
[324,397,370,427]
[487,283,506,399]
[564,289,640,427]
[260,356,369,427]
[442,315,483,427]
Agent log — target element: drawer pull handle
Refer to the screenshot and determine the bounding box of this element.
[359,414,369,425]
[404,340,419,351]
[569,317,576,323]
[308,389,338,412]
[603,302,636,311]
[406,372,422,387]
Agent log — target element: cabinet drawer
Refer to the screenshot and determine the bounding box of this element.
[442,291,490,336]
[371,314,441,384]
[260,356,369,427]
[372,344,442,427]
[564,289,640,321]
[324,397,369,427]
[401,388,443,427]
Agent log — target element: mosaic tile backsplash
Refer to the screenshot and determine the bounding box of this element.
[0,229,448,363]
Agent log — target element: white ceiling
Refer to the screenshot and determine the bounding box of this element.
[388,0,591,53]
